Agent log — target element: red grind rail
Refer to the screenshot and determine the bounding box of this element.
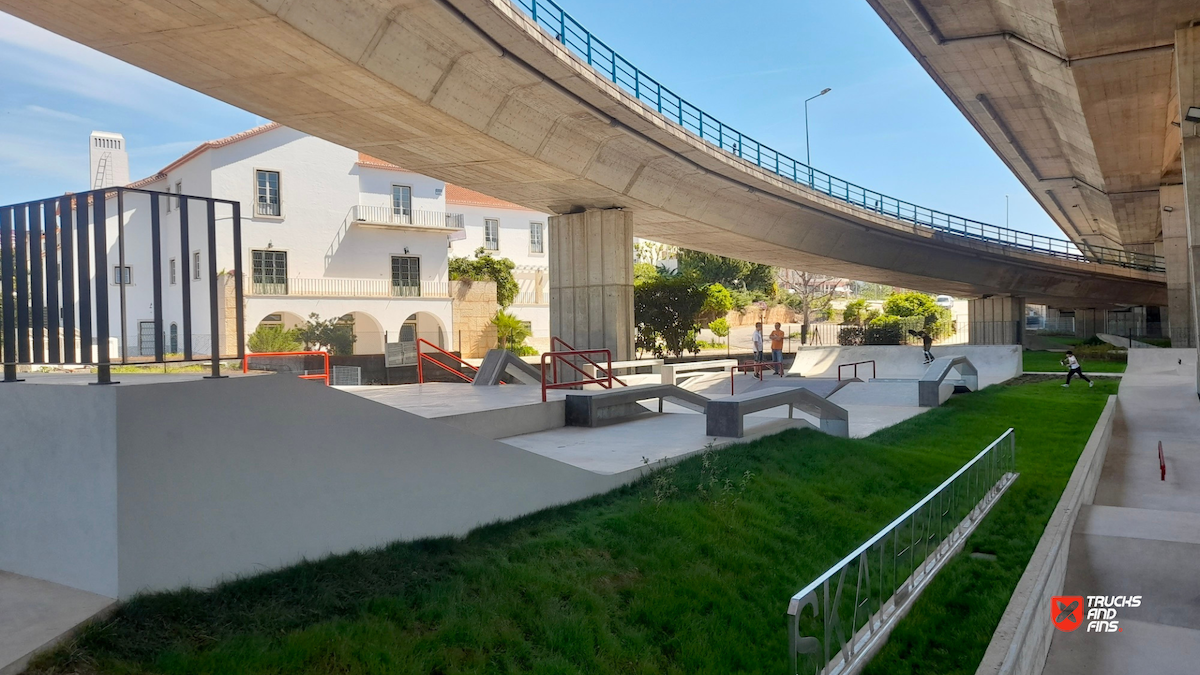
[1159,441,1166,481]
[546,337,628,388]
[416,338,478,384]
[730,361,782,395]
[837,360,876,381]
[541,348,616,402]
[243,351,330,385]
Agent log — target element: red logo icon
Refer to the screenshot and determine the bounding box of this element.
[1052,596,1084,632]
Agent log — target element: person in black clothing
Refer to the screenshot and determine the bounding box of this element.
[908,329,934,364]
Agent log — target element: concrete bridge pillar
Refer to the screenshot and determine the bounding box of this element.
[1161,185,1193,348]
[548,209,635,362]
[1073,309,1101,339]
[1177,23,1200,393]
[968,296,1025,345]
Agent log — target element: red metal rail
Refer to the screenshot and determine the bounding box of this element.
[541,348,616,402]
[730,362,780,395]
[837,360,876,381]
[1159,440,1166,481]
[243,350,330,385]
[547,337,627,388]
[416,338,478,384]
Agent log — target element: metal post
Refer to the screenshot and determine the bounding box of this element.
[179,197,193,360]
[232,201,245,359]
[29,203,44,363]
[45,200,61,363]
[204,199,225,378]
[117,189,128,364]
[14,205,29,364]
[59,197,75,364]
[91,192,116,384]
[1,207,21,382]
[75,196,92,364]
[150,194,165,362]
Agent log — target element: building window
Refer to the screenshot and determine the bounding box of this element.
[255,170,281,217]
[251,249,288,295]
[166,184,171,213]
[112,266,131,285]
[193,251,202,280]
[530,222,544,254]
[169,323,178,354]
[169,258,177,285]
[484,218,499,250]
[175,180,182,211]
[392,185,412,223]
[391,256,421,297]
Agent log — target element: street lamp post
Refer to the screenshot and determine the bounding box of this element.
[804,87,832,167]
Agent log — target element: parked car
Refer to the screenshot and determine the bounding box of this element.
[935,295,954,309]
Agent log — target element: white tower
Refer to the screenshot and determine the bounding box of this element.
[88,131,130,189]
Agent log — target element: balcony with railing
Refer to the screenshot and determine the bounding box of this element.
[247,276,450,299]
[349,204,465,231]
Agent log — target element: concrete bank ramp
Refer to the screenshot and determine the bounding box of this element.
[1096,333,1157,349]
[473,349,542,385]
[1126,348,1197,376]
[788,345,1019,387]
[0,375,646,601]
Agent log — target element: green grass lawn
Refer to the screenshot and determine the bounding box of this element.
[30,379,1114,675]
[1023,350,1126,374]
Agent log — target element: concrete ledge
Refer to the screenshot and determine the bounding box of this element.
[975,395,1118,675]
[705,387,849,438]
[919,356,979,407]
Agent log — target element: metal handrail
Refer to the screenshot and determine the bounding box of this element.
[243,350,330,385]
[1159,440,1166,481]
[416,338,478,383]
[541,347,616,401]
[837,360,876,381]
[509,0,1166,274]
[349,204,465,230]
[548,336,628,387]
[787,428,1018,674]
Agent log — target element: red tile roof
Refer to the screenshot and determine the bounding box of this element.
[127,122,283,186]
[444,184,527,211]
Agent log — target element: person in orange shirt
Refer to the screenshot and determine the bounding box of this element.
[769,322,786,375]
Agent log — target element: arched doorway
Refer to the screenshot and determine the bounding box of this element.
[338,311,385,355]
[249,311,307,353]
[388,311,447,366]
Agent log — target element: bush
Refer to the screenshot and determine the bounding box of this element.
[841,299,867,326]
[838,325,865,346]
[247,325,302,353]
[1073,344,1126,362]
[293,314,355,355]
[491,310,533,354]
[449,248,519,308]
[864,315,908,345]
[708,317,730,341]
[635,275,706,357]
[700,283,733,323]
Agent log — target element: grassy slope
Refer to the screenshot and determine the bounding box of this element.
[1023,350,1126,374]
[31,379,1114,675]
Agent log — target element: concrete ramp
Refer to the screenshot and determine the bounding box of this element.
[789,345,1019,387]
[473,349,542,386]
[1127,348,1197,375]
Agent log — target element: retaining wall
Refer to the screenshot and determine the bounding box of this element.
[974,395,1118,675]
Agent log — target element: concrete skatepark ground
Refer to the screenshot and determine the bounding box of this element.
[1043,349,1200,674]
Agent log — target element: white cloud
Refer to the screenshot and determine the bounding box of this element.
[24,104,95,125]
[0,132,83,183]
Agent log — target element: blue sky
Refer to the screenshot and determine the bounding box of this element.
[0,1,1062,239]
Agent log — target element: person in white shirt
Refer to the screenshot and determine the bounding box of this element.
[752,322,764,363]
[1061,350,1093,388]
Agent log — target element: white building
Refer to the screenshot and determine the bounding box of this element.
[89,131,129,189]
[102,123,551,361]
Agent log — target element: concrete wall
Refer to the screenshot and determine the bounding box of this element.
[969,296,1026,345]
[0,385,119,598]
[451,280,499,357]
[789,345,1021,386]
[975,395,1118,675]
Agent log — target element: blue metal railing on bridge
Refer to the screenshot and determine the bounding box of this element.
[508,0,1165,274]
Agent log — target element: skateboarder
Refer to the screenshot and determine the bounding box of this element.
[1061,351,1093,388]
[908,329,934,364]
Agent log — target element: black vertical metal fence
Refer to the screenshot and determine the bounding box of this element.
[1,187,244,384]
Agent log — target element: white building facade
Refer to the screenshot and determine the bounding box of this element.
[100,123,551,361]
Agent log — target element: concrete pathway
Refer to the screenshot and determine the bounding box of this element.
[0,571,113,674]
[1043,349,1200,675]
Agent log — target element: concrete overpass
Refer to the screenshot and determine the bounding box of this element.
[0,0,1169,357]
[868,0,1200,354]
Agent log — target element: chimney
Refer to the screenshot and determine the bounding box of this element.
[88,131,130,189]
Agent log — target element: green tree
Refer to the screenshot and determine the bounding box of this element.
[491,310,532,354]
[699,283,733,324]
[294,314,356,356]
[841,299,867,325]
[449,247,519,308]
[247,325,302,353]
[634,275,707,357]
[883,291,953,338]
[708,317,730,344]
[634,262,660,286]
[676,250,776,293]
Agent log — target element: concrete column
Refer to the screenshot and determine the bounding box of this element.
[548,209,635,361]
[1163,186,1194,347]
[1176,24,1200,393]
[1073,309,1100,339]
[968,295,1025,345]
